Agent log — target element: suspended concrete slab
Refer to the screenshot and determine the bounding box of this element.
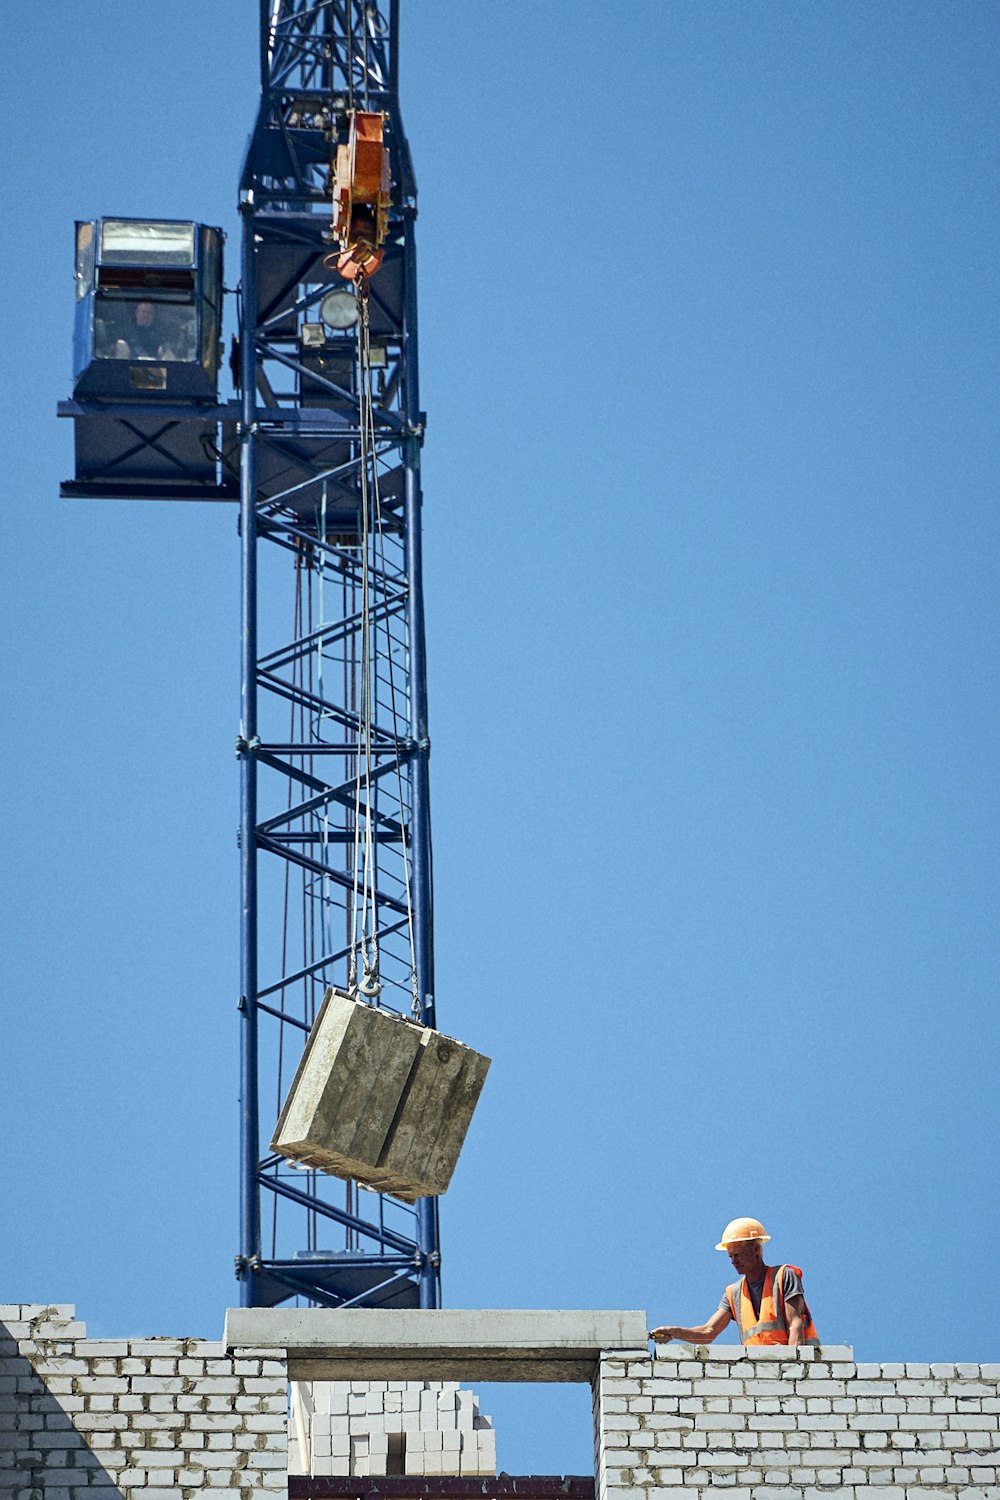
[271,988,491,1203]
[223,1308,650,1383]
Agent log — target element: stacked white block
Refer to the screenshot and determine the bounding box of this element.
[288,1378,497,1477]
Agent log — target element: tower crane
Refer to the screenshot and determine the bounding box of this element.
[60,0,442,1312]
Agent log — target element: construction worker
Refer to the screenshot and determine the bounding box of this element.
[650,1217,819,1348]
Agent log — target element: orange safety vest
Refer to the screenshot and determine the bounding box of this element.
[725,1264,820,1346]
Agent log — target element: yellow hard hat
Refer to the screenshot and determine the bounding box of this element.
[715,1216,770,1250]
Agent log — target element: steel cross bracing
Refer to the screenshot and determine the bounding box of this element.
[237,0,439,1311]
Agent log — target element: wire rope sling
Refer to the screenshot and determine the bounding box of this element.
[270,112,490,1203]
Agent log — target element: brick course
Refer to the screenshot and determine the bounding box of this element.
[593,1346,1000,1500]
[0,1304,285,1499]
[6,1304,998,1500]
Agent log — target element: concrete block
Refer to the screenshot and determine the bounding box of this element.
[270,987,490,1201]
[231,1306,648,1383]
[376,996,491,1190]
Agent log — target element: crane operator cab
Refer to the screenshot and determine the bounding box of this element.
[62,216,236,500]
[73,217,222,399]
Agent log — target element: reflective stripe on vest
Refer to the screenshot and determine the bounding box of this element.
[725,1264,820,1346]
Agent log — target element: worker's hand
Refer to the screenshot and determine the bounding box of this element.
[649,1326,677,1343]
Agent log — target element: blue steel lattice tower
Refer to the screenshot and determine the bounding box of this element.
[60,0,440,1313]
[236,0,439,1311]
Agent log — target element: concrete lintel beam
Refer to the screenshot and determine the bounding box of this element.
[224,1308,649,1384]
[289,1356,599,1383]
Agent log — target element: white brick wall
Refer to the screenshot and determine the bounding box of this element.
[593,1345,1000,1500]
[8,1302,998,1500]
[288,1378,497,1476]
[0,1303,286,1499]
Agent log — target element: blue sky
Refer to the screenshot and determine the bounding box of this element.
[2,0,998,1475]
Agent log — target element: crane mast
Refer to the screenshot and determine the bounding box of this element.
[237,0,438,1310]
[59,0,439,1313]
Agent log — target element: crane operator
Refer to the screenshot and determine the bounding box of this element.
[650,1217,820,1348]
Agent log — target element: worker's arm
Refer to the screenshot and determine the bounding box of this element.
[785,1294,808,1347]
[650,1306,732,1345]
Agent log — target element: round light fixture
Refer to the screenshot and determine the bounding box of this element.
[319,289,359,330]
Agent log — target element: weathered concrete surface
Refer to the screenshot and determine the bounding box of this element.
[224,1308,650,1382]
[272,988,491,1201]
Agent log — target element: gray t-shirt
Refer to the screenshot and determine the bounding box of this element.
[719,1265,805,1320]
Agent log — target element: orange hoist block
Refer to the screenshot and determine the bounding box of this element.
[332,111,390,281]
